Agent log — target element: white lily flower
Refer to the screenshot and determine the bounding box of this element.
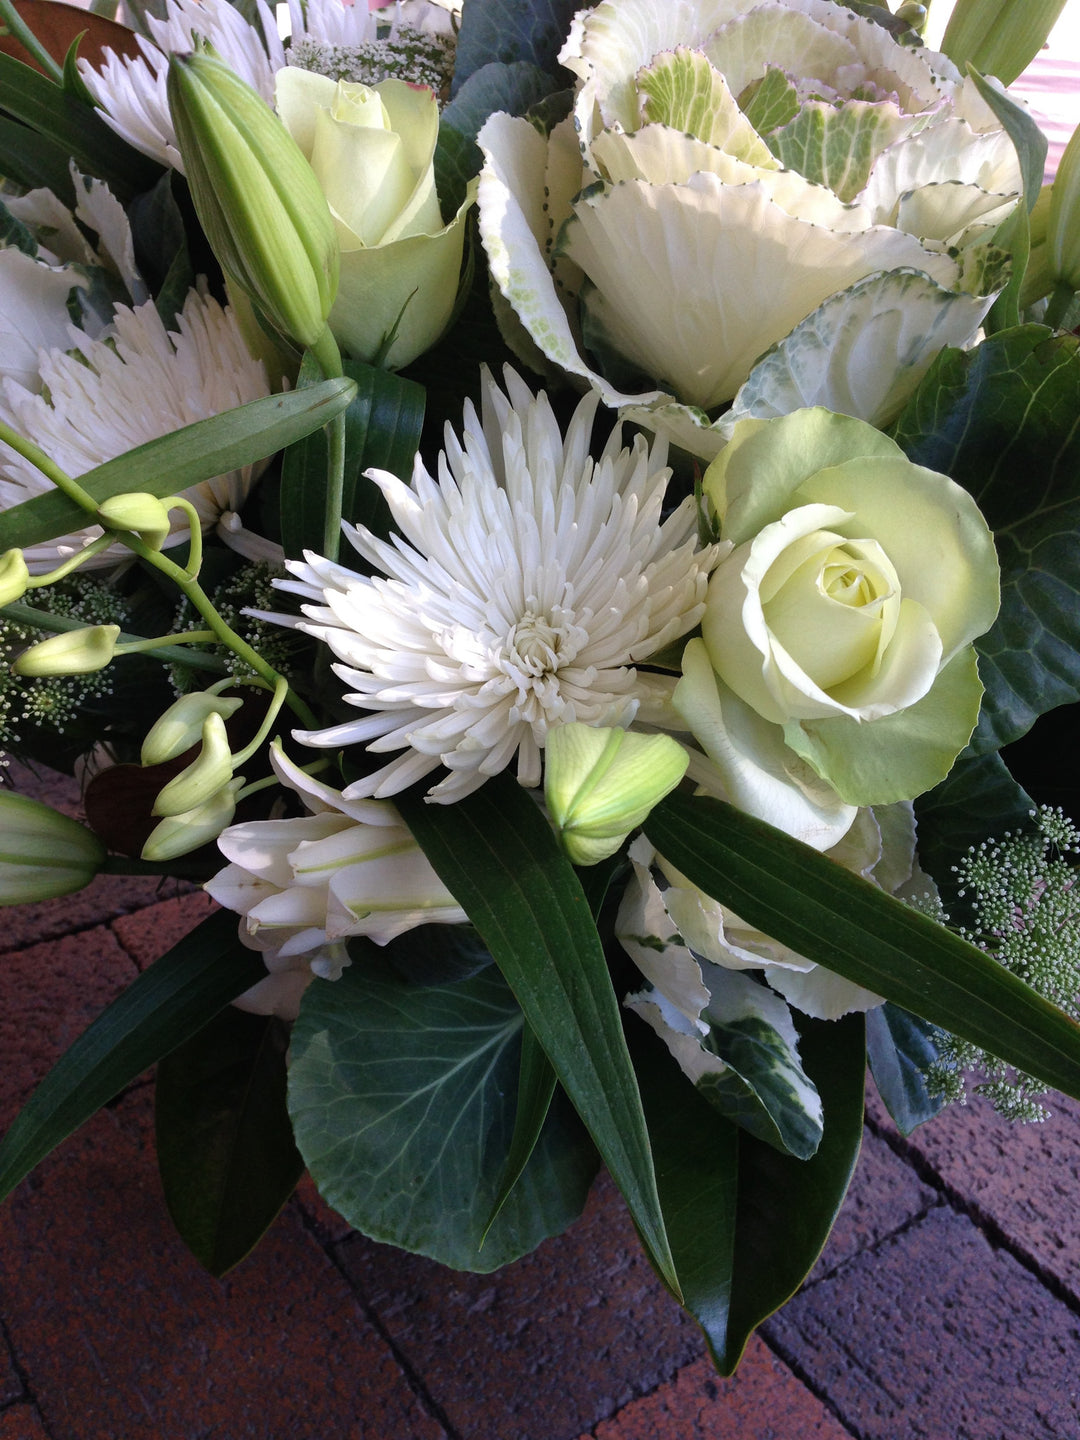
[0,285,271,572]
[205,742,467,1019]
[478,0,1023,458]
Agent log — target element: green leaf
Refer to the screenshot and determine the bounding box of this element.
[0,378,357,554]
[0,113,78,203]
[399,774,679,1293]
[156,1006,304,1276]
[0,908,266,1202]
[964,65,1047,209]
[482,1022,557,1239]
[767,99,911,202]
[0,52,161,200]
[451,0,577,96]
[945,0,1068,89]
[287,955,598,1270]
[866,1003,946,1135]
[629,1018,738,1359]
[435,61,556,219]
[720,1013,865,1372]
[279,356,424,562]
[984,194,1030,334]
[890,325,1080,751]
[643,790,1080,1101]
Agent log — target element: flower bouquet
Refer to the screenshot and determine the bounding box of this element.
[1,0,1079,1378]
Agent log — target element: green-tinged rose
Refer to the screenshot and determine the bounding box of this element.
[681,409,999,807]
[478,0,1022,458]
[275,68,475,369]
[0,792,106,904]
[167,52,339,355]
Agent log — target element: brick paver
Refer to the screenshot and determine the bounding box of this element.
[0,1407,50,1440]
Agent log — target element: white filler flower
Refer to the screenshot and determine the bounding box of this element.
[0,286,271,572]
[279,366,720,802]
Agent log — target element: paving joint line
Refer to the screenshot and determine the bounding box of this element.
[0,1316,57,1440]
[864,1109,1080,1316]
[293,1197,466,1440]
[757,1327,868,1440]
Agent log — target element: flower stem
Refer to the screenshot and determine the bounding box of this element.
[0,420,100,515]
[1,603,230,673]
[0,0,63,82]
[307,326,348,564]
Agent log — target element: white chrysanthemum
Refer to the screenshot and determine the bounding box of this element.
[0,285,271,572]
[276,366,722,803]
[81,0,419,171]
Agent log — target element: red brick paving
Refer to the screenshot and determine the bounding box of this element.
[0,1407,50,1440]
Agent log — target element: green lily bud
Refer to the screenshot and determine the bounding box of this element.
[152,710,236,817]
[141,689,244,766]
[0,549,30,607]
[14,624,120,677]
[142,776,245,861]
[0,791,106,904]
[98,492,172,551]
[941,0,1067,86]
[167,51,339,351]
[1049,122,1080,293]
[545,724,689,867]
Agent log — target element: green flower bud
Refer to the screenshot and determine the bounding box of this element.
[98,492,172,551]
[167,51,339,351]
[1049,121,1080,293]
[545,724,689,867]
[0,791,106,904]
[0,549,30,607]
[142,777,245,861]
[141,690,244,766]
[151,710,235,817]
[941,0,1067,85]
[14,624,121,677]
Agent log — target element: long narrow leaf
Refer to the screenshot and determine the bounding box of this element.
[0,52,161,197]
[0,378,357,553]
[645,792,1080,1099]
[400,775,679,1294]
[0,908,265,1201]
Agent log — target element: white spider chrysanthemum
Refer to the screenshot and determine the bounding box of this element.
[0,285,271,572]
[276,367,722,803]
[80,0,426,172]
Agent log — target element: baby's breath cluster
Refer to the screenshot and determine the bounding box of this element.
[0,577,130,764]
[288,29,456,97]
[925,808,1080,1122]
[170,562,298,694]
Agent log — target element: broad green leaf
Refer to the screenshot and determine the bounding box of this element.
[400,774,679,1293]
[0,52,161,199]
[644,790,1080,1101]
[435,60,557,219]
[629,1018,738,1361]
[0,378,357,554]
[0,908,265,1202]
[156,1006,304,1276]
[451,0,578,96]
[767,99,912,202]
[278,357,424,562]
[287,955,598,1270]
[482,1022,557,1239]
[866,1003,946,1135]
[890,325,1080,751]
[720,1013,865,1372]
[376,921,493,987]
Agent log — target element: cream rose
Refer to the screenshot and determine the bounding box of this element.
[275,68,474,369]
[679,408,1000,807]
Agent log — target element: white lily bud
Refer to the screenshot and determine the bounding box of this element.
[0,791,106,903]
[142,690,244,766]
[544,724,689,867]
[0,549,30,608]
[97,492,172,551]
[14,624,121,677]
[151,710,235,817]
[142,777,245,861]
